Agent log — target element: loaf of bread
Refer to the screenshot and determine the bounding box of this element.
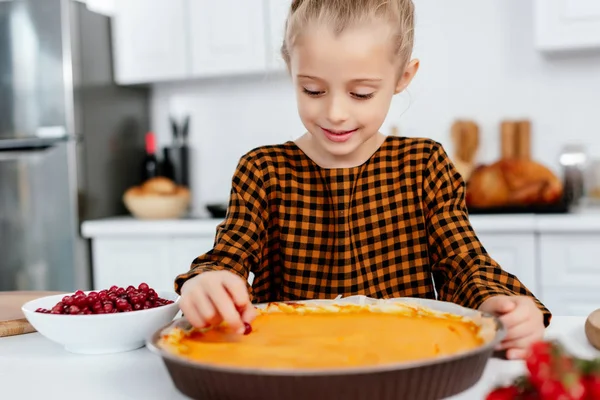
[465,159,563,208]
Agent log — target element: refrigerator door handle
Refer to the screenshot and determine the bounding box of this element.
[0,147,53,162]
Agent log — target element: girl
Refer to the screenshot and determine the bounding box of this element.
[176,0,549,360]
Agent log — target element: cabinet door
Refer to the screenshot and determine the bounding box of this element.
[188,0,267,77]
[539,234,600,289]
[476,233,538,297]
[534,0,600,52]
[168,237,216,282]
[542,287,600,317]
[112,0,189,84]
[91,238,172,292]
[266,0,292,71]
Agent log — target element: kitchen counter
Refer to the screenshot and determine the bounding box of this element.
[0,316,598,400]
[81,206,600,238]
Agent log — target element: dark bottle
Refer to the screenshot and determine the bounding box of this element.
[162,147,175,180]
[142,132,159,182]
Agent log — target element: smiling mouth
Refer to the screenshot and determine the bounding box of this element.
[321,128,358,135]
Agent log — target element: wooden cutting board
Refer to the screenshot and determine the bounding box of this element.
[0,291,65,337]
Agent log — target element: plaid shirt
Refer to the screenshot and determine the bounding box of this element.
[175,136,551,326]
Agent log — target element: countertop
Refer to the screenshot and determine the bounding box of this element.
[0,316,598,400]
[81,206,600,238]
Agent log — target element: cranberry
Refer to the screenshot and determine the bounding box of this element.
[133,303,142,310]
[51,309,62,314]
[107,293,117,302]
[103,303,113,313]
[138,282,150,293]
[243,322,252,335]
[74,290,85,296]
[87,292,99,303]
[116,287,125,296]
[109,285,118,292]
[73,294,87,307]
[126,285,136,292]
[115,298,129,311]
[68,305,80,314]
[148,289,156,297]
[98,292,107,301]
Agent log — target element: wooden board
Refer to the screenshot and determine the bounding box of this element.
[0,291,65,337]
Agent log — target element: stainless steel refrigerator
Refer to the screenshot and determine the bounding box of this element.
[0,0,150,291]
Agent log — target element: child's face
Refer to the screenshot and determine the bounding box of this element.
[290,21,418,161]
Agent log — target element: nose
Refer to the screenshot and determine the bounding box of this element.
[325,94,349,125]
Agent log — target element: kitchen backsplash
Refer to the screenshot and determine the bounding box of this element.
[150,0,600,217]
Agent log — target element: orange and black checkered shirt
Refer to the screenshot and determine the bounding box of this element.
[175,136,551,326]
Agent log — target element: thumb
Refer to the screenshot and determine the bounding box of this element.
[481,295,516,315]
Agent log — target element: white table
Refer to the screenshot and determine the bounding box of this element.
[0,317,597,400]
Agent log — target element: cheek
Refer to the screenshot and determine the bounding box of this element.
[358,96,392,126]
[296,95,319,123]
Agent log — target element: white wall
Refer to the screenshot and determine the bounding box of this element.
[151,0,600,217]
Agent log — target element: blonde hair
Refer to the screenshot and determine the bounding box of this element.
[281,0,415,67]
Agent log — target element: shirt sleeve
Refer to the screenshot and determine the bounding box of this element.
[173,153,268,298]
[423,142,552,327]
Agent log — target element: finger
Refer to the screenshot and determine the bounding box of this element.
[222,275,251,309]
[499,332,544,354]
[181,299,206,329]
[240,304,258,324]
[196,290,219,326]
[506,348,528,360]
[495,297,517,314]
[500,320,534,343]
[499,305,529,330]
[207,284,244,333]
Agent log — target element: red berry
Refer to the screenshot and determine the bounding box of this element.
[243,322,252,335]
[485,386,519,400]
[103,303,113,313]
[138,282,150,293]
[68,305,80,314]
[87,292,98,302]
[74,290,84,296]
[109,285,118,292]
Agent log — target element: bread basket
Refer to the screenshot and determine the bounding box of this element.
[147,296,505,400]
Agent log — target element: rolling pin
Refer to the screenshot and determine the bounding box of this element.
[585,309,600,350]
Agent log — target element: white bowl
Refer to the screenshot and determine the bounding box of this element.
[22,290,180,355]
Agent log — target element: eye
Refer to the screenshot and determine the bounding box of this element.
[351,92,375,100]
[302,88,325,97]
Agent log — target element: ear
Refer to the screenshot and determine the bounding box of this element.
[394,58,420,94]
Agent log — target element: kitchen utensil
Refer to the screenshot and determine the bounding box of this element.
[0,291,64,337]
[501,120,531,160]
[585,308,600,350]
[559,144,587,206]
[22,290,180,354]
[451,120,479,181]
[147,296,505,400]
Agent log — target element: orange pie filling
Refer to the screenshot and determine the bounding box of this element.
[158,302,494,369]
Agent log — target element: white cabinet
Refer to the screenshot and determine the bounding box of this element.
[542,287,600,317]
[534,0,600,52]
[168,237,215,285]
[91,238,173,291]
[476,233,538,298]
[90,236,215,292]
[111,0,190,84]
[266,0,292,71]
[188,0,268,76]
[538,233,600,316]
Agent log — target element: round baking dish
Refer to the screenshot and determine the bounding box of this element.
[147,296,505,400]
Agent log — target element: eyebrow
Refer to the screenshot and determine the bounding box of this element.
[297,75,382,83]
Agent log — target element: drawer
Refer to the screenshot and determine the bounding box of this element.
[539,234,600,288]
[542,286,600,317]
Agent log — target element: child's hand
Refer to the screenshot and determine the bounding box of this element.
[179,270,256,333]
[478,295,545,360]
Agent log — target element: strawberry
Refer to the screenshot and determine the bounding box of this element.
[486,386,519,400]
[526,341,585,400]
[576,358,600,400]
